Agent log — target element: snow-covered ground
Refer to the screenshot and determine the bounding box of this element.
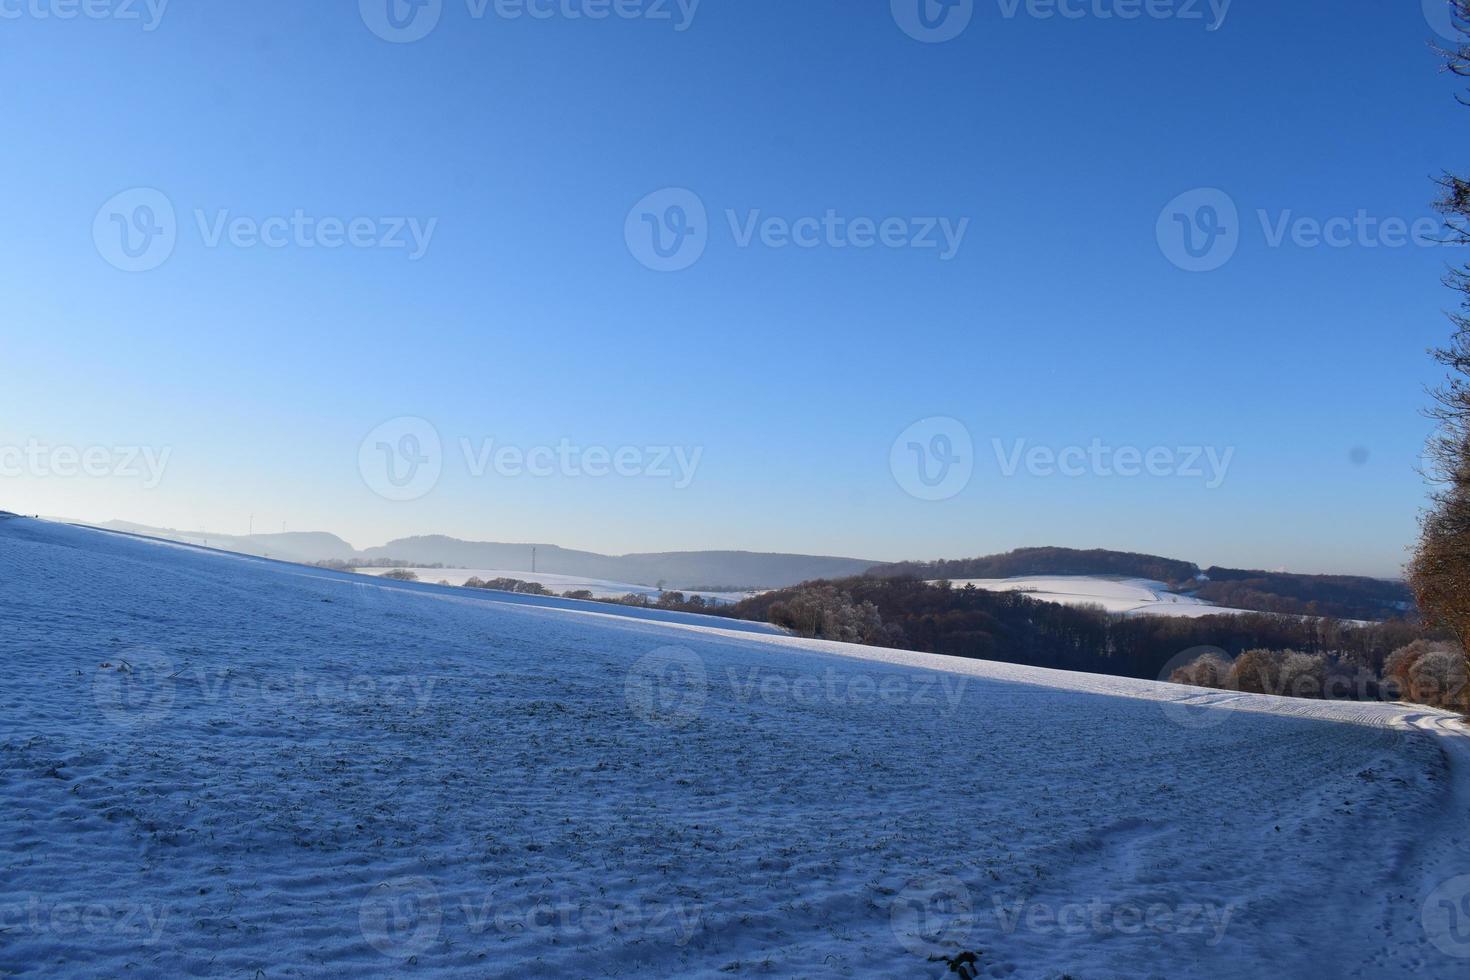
[940,575,1258,618]
[3,516,1469,977]
[356,567,752,605]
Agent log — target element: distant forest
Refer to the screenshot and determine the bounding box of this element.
[716,577,1413,677]
[695,576,1440,705]
[870,547,1412,622]
[430,570,1452,708]
[872,547,1199,586]
[1193,568,1411,621]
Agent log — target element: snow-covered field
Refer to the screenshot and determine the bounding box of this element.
[940,576,1258,618]
[4,516,1470,977]
[356,567,751,604]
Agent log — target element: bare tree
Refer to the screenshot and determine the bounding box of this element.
[1413,1,1470,661]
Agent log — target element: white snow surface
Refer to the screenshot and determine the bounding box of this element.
[356,567,751,604]
[3,517,1470,978]
[940,576,1259,618]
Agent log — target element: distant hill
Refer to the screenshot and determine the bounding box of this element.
[868,547,1413,622]
[71,522,878,590]
[61,522,1414,619]
[1193,567,1413,621]
[91,521,359,563]
[360,535,879,589]
[871,547,1201,586]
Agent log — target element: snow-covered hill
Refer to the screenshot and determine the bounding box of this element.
[939,575,1258,618]
[3,517,1468,978]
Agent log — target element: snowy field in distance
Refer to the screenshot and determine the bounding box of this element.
[939,575,1259,618]
[4,516,1470,978]
[356,567,752,604]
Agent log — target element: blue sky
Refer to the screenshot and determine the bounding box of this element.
[0,0,1463,577]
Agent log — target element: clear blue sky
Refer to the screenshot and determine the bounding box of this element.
[1,0,1463,577]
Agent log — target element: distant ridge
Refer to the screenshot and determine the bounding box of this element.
[65,521,879,590]
[89,521,359,563]
[358,535,880,589]
[869,546,1412,621]
[871,547,1200,585]
[53,522,1413,618]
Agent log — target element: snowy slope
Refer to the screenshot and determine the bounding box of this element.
[941,575,1259,618]
[3,517,1469,978]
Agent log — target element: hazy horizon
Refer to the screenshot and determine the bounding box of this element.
[34,506,1411,580]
